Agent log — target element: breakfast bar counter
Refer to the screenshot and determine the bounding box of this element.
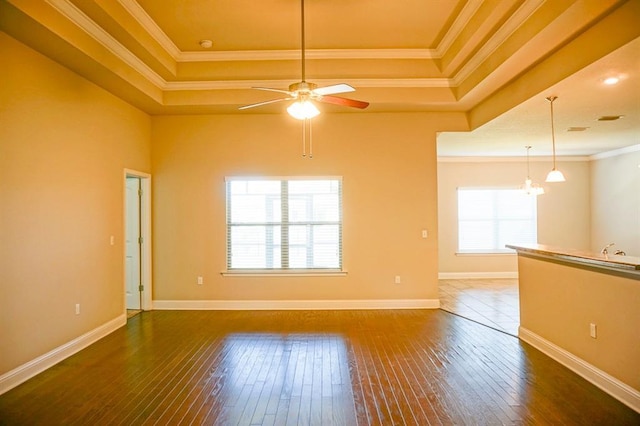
[506,243,640,276]
[507,243,640,412]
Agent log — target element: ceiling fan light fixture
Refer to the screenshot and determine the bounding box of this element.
[287,100,320,120]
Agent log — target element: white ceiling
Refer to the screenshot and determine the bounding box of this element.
[438,36,640,157]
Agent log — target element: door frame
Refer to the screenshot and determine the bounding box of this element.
[124,169,152,312]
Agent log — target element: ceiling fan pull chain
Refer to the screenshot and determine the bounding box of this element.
[302,118,306,157]
[309,119,313,159]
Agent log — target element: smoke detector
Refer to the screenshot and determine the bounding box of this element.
[199,40,213,49]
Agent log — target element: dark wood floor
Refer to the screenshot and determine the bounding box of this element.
[0,310,638,425]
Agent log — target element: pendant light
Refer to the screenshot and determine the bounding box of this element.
[545,96,566,182]
[522,146,544,195]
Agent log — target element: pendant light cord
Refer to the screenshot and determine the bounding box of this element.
[547,96,558,169]
[544,95,565,183]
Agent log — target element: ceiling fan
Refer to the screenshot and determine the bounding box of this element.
[239,0,369,119]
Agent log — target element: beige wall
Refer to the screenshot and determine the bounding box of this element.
[151,112,466,302]
[0,33,151,375]
[518,255,640,392]
[437,159,591,274]
[590,149,640,256]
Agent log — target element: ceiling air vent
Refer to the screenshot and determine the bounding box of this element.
[597,115,624,121]
[567,127,589,132]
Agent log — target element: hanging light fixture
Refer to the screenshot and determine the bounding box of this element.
[287,0,319,121]
[545,96,566,182]
[287,98,320,120]
[521,146,544,195]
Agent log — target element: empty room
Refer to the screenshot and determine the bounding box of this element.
[1,0,639,424]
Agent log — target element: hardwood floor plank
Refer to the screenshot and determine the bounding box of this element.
[184,337,239,424]
[1,309,638,425]
[385,338,439,425]
[263,340,290,418]
[162,339,226,423]
[147,338,222,423]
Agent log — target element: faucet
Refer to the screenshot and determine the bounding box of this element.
[601,243,615,255]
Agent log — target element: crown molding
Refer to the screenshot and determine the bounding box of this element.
[164,78,453,91]
[40,1,451,96]
[589,144,640,161]
[435,0,484,57]
[178,48,437,62]
[117,0,181,59]
[437,155,589,163]
[46,0,166,88]
[451,0,545,87]
[118,1,437,64]
[46,0,539,96]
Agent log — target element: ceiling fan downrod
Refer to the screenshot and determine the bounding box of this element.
[300,0,306,83]
[238,0,369,118]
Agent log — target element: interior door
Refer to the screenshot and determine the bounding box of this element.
[125,177,141,310]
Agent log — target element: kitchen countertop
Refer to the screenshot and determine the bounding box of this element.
[505,243,640,272]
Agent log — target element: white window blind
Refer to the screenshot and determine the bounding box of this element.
[226,178,342,271]
[457,188,537,253]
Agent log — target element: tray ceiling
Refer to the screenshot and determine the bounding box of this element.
[1,0,638,156]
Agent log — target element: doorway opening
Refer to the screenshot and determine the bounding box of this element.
[438,278,519,336]
[124,170,151,319]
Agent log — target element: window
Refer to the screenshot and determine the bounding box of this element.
[457,188,537,253]
[226,177,342,271]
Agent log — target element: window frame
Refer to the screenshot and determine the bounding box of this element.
[456,186,538,255]
[223,176,345,276]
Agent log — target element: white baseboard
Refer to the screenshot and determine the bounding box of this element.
[519,327,640,413]
[153,299,440,310]
[0,314,126,395]
[438,272,518,279]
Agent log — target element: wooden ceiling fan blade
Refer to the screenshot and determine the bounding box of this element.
[318,95,369,109]
[239,97,292,110]
[313,84,355,96]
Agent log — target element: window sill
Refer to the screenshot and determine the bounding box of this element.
[221,269,348,277]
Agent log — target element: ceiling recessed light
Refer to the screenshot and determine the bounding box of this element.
[199,39,213,49]
[603,77,620,85]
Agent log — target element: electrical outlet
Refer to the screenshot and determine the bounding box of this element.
[75,304,80,315]
[197,276,203,285]
[590,323,597,339]
[394,275,401,284]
